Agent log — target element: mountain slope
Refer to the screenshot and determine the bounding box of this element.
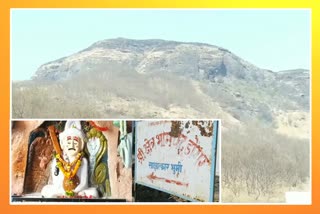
[14,38,309,138]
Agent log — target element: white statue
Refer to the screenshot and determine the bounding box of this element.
[41,121,98,198]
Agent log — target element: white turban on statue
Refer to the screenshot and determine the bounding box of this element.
[59,120,85,150]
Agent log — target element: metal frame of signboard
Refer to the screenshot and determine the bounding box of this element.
[134,120,219,202]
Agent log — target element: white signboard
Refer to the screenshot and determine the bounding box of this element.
[135,120,219,202]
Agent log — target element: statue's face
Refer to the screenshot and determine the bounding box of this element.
[64,135,82,157]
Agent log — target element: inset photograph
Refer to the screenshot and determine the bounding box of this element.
[11,120,132,202]
[11,120,220,203]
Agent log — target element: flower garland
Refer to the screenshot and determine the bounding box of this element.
[55,152,84,179]
[55,152,84,196]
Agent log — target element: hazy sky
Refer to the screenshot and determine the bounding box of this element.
[11,9,311,81]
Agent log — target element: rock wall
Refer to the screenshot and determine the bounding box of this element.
[11,120,44,195]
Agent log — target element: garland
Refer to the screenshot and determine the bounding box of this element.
[55,152,83,179]
[55,152,84,196]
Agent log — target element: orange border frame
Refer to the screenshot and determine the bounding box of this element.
[1,0,319,213]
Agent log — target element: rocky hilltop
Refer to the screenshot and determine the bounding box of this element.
[32,38,273,82]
